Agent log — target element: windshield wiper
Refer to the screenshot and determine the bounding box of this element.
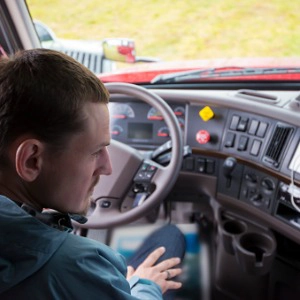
[151,67,300,84]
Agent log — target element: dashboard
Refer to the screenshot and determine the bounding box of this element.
[109,88,300,244]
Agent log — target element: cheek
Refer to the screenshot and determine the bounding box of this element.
[56,164,92,197]
[40,156,95,212]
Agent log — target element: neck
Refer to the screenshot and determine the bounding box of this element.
[0,180,43,212]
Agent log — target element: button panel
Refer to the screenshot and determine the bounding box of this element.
[240,166,278,213]
[223,112,271,160]
[134,162,157,182]
[182,155,217,175]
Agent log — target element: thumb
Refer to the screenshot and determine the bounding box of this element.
[126,265,135,279]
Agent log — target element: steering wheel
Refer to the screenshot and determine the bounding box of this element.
[82,82,183,229]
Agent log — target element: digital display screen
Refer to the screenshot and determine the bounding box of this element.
[128,123,153,139]
[289,142,300,174]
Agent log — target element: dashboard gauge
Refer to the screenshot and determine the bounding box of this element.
[147,107,164,120]
[177,117,185,128]
[111,125,124,136]
[174,106,185,116]
[157,126,170,137]
[109,103,135,119]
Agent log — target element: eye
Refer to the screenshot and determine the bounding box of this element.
[93,148,104,157]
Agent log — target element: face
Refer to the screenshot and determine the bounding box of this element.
[37,102,112,214]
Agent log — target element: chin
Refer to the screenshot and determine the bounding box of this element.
[78,197,92,216]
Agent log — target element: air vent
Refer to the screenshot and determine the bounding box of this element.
[263,124,293,168]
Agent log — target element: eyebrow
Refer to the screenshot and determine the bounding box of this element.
[96,141,111,148]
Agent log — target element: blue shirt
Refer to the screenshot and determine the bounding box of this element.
[0,196,162,299]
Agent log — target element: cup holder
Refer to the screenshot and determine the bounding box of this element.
[219,217,277,275]
[233,232,276,276]
[220,219,247,254]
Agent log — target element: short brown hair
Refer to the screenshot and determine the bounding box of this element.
[0,48,109,162]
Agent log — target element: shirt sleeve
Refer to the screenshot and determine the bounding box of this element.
[46,234,163,300]
[128,275,163,300]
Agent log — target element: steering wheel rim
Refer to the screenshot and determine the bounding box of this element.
[81,82,183,229]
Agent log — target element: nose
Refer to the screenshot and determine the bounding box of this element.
[103,149,112,175]
[93,147,112,177]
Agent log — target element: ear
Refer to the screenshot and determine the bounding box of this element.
[15,139,45,182]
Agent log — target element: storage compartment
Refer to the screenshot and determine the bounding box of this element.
[276,202,300,229]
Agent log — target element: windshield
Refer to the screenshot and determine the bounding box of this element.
[26,0,300,82]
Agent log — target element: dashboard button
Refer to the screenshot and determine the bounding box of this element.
[206,159,215,174]
[256,122,268,137]
[250,139,262,156]
[183,157,195,171]
[147,165,157,172]
[196,158,206,173]
[230,115,240,130]
[264,197,271,208]
[248,120,259,135]
[237,117,249,132]
[145,172,154,179]
[136,171,147,180]
[199,106,214,121]
[237,136,248,151]
[141,163,148,171]
[196,130,210,144]
[224,132,236,147]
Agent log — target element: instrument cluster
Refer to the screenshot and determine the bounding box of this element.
[108,101,186,149]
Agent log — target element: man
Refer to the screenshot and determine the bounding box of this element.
[0,49,185,299]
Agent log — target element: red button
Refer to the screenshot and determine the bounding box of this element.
[196,130,210,144]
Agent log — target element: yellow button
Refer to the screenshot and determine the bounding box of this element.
[199,106,214,121]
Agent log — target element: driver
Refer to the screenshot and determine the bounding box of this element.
[0,49,185,299]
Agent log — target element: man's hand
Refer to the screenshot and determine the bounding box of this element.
[126,246,182,294]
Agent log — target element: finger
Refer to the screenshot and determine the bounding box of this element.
[155,257,181,272]
[126,266,135,278]
[139,246,166,267]
[164,268,182,280]
[164,280,182,291]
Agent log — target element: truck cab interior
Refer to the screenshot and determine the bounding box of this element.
[1,1,300,299]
